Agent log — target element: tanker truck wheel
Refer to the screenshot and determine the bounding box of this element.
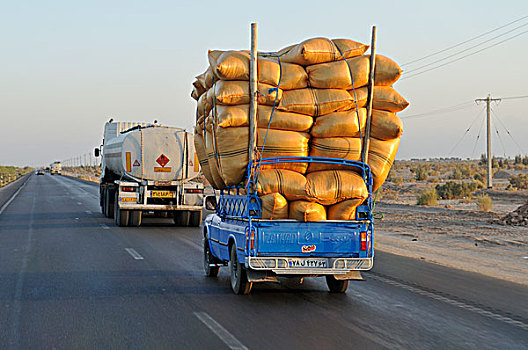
[173,211,190,226]
[129,211,142,227]
[325,275,349,293]
[104,186,115,219]
[190,211,202,227]
[114,191,129,227]
[101,188,106,216]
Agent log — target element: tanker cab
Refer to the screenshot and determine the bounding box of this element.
[116,181,139,205]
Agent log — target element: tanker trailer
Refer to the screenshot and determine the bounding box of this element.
[95,121,204,227]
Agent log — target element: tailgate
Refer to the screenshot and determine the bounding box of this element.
[255,220,370,257]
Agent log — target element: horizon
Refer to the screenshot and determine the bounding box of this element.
[1,1,527,167]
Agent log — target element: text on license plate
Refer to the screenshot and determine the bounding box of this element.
[288,259,327,268]
[151,191,175,198]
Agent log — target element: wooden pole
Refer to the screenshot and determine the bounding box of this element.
[362,26,377,164]
[248,23,258,191]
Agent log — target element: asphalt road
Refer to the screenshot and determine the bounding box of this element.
[0,174,526,349]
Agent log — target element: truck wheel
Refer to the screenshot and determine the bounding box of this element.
[101,188,107,216]
[129,211,142,227]
[203,238,219,277]
[173,211,190,226]
[114,191,129,227]
[229,244,252,295]
[190,211,202,227]
[325,275,349,293]
[100,187,105,214]
[105,187,115,219]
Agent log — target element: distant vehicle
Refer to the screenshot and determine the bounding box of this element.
[96,121,203,227]
[203,158,374,294]
[36,169,44,175]
[50,161,62,175]
[45,167,50,173]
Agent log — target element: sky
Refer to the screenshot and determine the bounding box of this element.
[1,0,527,167]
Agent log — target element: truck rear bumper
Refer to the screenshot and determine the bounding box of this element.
[117,204,202,211]
[247,256,373,275]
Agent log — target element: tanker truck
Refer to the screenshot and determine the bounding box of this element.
[95,121,204,227]
[50,161,62,175]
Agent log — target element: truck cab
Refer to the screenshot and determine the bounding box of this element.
[203,157,374,294]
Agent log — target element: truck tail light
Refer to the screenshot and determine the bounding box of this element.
[185,189,203,194]
[250,230,256,250]
[121,186,136,192]
[360,231,367,251]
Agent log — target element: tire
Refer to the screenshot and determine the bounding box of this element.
[101,187,106,216]
[190,211,202,227]
[203,238,219,277]
[100,186,105,214]
[114,191,129,227]
[174,211,190,226]
[105,186,115,219]
[129,211,142,227]
[229,244,252,295]
[325,275,349,293]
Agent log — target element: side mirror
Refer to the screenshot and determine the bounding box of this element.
[94,148,100,157]
[205,195,217,211]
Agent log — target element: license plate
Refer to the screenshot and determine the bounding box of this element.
[287,259,327,268]
[151,191,175,198]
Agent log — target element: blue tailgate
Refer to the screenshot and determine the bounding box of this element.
[254,220,370,258]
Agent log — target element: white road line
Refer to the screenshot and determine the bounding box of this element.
[194,312,248,350]
[100,224,110,230]
[369,274,528,330]
[125,248,144,260]
[85,210,92,214]
[0,178,27,215]
[77,202,82,205]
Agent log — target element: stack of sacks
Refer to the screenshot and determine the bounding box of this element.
[192,37,409,221]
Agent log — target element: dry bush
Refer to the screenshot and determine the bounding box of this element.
[416,187,438,206]
[475,194,492,212]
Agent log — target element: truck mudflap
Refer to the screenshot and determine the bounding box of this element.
[246,256,373,275]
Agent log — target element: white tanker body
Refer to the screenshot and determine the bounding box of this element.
[97,121,204,227]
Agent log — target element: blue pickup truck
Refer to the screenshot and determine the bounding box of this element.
[203,157,374,294]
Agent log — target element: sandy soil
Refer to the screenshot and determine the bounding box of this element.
[374,190,528,285]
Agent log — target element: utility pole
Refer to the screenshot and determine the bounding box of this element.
[475,94,501,188]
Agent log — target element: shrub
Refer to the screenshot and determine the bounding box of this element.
[414,165,428,181]
[475,194,492,212]
[450,168,462,180]
[435,181,478,199]
[509,174,528,189]
[417,187,438,206]
[393,176,404,186]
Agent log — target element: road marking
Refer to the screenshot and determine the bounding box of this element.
[100,224,110,230]
[194,312,248,350]
[77,202,82,205]
[85,210,92,214]
[0,178,28,215]
[369,273,528,330]
[8,194,36,347]
[125,248,144,260]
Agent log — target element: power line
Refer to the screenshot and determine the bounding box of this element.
[471,116,486,159]
[500,95,528,100]
[401,29,528,80]
[491,107,526,154]
[400,101,474,120]
[404,22,528,74]
[448,106,486,156]
[402,15,528,66]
